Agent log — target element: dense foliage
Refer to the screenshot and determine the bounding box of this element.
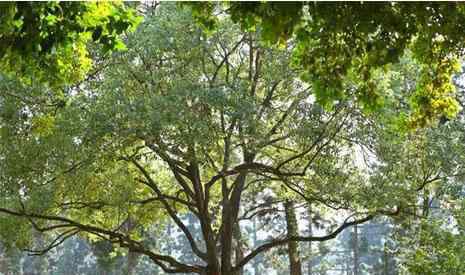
[0,2,140,87]
[189,2,465,127]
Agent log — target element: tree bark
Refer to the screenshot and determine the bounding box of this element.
[0,244,8,275]
[307,204,313,275]
[353,224,359,275]
[383,241,389,275]
[126,250,140,274]
[233,221,244,275]
[285,200,303,275]
[252,218,260,275]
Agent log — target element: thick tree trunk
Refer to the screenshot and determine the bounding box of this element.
[220,170,249,275]
[220,199,234,275]
[233,221,244,275]
[285,200,303,275]
[204,268,220,275]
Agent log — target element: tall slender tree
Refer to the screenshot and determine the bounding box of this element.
[285,200,303,275]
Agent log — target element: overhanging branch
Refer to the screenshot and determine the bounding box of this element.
[0,207,202,274]
[233,213,374,271]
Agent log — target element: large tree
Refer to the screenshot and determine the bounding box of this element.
[0,4,464,275]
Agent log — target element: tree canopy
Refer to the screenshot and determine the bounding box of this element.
[189,2,465,127]
[0,3,464,275]
[0,2,140,88]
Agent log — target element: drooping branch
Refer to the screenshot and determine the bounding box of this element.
[233,214,375,271]
[0,207,202,274]
[234,204,403,272]
[25,228,80,256]
[239,199,283,221]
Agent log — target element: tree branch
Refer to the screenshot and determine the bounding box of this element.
[0,207,202,274]
[130,159,208,261]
